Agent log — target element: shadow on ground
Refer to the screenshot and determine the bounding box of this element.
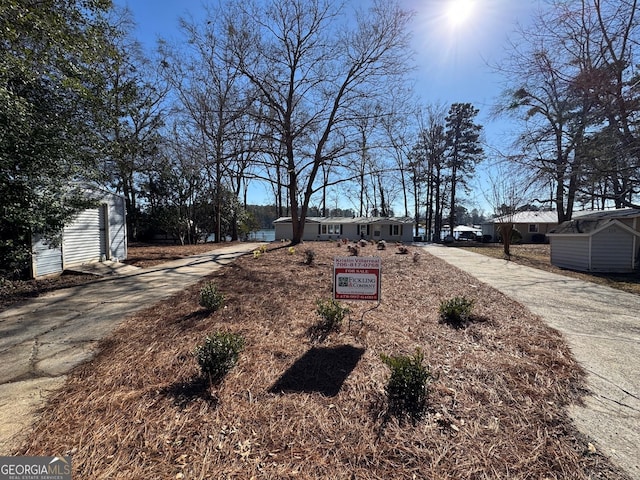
[269,344,365,397]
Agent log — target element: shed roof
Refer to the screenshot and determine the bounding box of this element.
[549,208,640,235]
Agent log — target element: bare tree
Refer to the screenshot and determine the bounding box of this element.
[495,0,640,219]
[413,104,448,241]
[380,87,415,218]
[225,0,413,244]
[95,10,168,240]
[580,0,640,207]
[160,5,254,242]
[485,163,535,256]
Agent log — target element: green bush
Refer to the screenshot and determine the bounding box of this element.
[439,296,474,327]
[199,282,225,312]
[194,331,245,384]
[380,348,430,422]
[316,298,350,332]
[497,226,522,244]
[510,228,522,244]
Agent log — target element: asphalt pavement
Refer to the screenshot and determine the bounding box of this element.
[0,242,263,455]
[422,244,640,480]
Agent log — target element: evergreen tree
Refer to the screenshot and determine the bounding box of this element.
[444,103,483,235]
[0,0,113,277]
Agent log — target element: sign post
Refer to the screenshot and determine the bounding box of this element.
[333,256,381,329]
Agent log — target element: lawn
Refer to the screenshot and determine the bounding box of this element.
[14,242,627,479]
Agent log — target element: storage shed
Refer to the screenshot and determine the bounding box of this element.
[31,188,127,278]
[273,216,414,243]
[547,209,640,273]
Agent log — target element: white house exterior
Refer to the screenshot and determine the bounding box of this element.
[273,216,414,243]
[31,189,127,278]
[547,208,640,273]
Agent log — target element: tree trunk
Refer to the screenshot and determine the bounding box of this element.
[501,222,513,257]
[449,163,457,236]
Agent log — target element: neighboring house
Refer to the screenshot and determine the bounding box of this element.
[273,216,414,243]
[547,208,640,273]
[482,211,595,243]
[31,188,127,278]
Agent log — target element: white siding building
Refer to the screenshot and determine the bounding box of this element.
[547,209,640,273]
[31,189,127,278]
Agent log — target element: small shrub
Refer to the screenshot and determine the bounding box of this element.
[194,331,245,384]
[377,240,386,250]
[288,246,296,255]
[253,249,262,259]
[439,296,474,327]
[497,226,522,244]
[316,298,350,332]
[199,282,225,312]
[359,239,367,247]
[412,251,420,263]
[303,248,316,265]
[531,233,547,244]
[380,348,430,422]
[347,245,359,256]
[397,245,409,254]
[260,244,268,253]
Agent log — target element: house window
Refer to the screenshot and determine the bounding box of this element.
[322,224,341,235]
[390,225,402,236]
[358,224,369,237]
[528,224,539,233]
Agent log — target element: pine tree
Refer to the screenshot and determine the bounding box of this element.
[444,103,483,236]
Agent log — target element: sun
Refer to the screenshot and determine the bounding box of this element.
[444,0,477,28]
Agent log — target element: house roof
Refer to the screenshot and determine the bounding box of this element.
[488,211,559,224]
[487,210,597,225]
[273,216,414,225]
[549,208,640,235]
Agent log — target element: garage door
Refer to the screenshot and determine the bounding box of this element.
[62,205,107,267]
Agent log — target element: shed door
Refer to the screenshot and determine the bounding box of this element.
[62,206,107,267]
[591,225,634,272]
[32,234,63,277]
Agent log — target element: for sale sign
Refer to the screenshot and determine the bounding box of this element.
[333,256,381,301]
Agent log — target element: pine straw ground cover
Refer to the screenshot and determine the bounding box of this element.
[17,242,627,479]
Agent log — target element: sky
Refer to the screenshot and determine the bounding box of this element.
[114,0,545,212]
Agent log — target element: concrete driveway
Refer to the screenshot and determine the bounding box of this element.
[0,243,263,454]
[422,244,640,480]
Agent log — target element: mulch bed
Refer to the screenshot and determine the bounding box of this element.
[16,242,628,479]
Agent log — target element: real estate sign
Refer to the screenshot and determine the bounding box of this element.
[333,256,381,302]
